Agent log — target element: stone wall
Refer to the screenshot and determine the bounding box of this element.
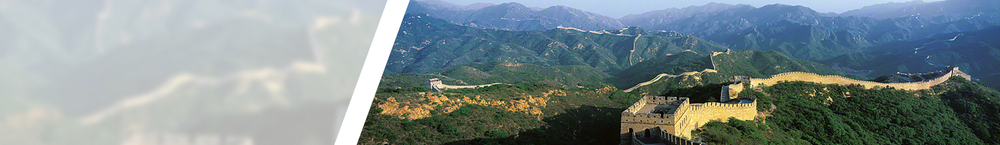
[621,65,968,144]
[621,96,687,134]
[621,96,689,143]
[624,74,677,92]
[622,123,676,144]
[629,128,704,145]
[749,67,970,91]
[622,96,757,140]
[725,82,745,101]
[623,69,718,92]
[428,80,444,92]
[672,100,757,138]
[658,129,704,145]
[427,78,503,91]
[437,83,503,89]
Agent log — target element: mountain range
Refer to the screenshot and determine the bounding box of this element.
[394,0,1000,88]
[840,0,1000,19]
[369,1,1000,144]
[824,26,1000,89]
[386,13,728,74]
[406,1,623,31]
[408,0,1000,61]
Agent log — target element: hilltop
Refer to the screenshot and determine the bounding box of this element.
[712,50,852,78]
[613,51,713,89]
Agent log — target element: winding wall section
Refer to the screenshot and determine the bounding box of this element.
[428,79,504,92]
[748,67,970,90]
[623,69,718,92]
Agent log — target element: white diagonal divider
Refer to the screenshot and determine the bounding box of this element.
[335,0,410,144]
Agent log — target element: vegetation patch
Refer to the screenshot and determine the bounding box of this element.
[696,79,995,144]
[360,82,636,144]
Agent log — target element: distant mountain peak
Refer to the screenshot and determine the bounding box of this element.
[465,3,496,10]
[839,0,1000,19]
[495,2,530,9]
[701,2,734,7]
[760,4,818,13]
[421,0,458,6]
[541,5,577,12]
[409,1,623,31]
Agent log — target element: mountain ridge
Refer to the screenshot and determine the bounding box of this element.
[407,0,624,31]
[413,0,998,61]
[386,13,728,74]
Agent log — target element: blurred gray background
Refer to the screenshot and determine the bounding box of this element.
[0,0,386,144]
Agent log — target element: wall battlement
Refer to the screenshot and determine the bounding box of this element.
[672,98,757,138]
[622,92,756,144]
[688,101,757,111]
[621,96,689,125]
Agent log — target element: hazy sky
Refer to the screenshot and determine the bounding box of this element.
[438,0,944,18]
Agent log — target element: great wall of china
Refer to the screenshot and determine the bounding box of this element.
[620,49,731,93]
[747,67,971,91]
[419,50,972,145]
[623,69,718,92]
[427,78,503,92]
[626,49,972,94]
[621,77,755,145]
[621,62,970,145]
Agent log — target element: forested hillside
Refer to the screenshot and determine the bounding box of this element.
[713,50,853,78]
[696,76,1000,144]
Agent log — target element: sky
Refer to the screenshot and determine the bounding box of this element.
[438,0,944,18]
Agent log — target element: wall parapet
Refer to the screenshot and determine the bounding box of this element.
[688,101,757,111]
